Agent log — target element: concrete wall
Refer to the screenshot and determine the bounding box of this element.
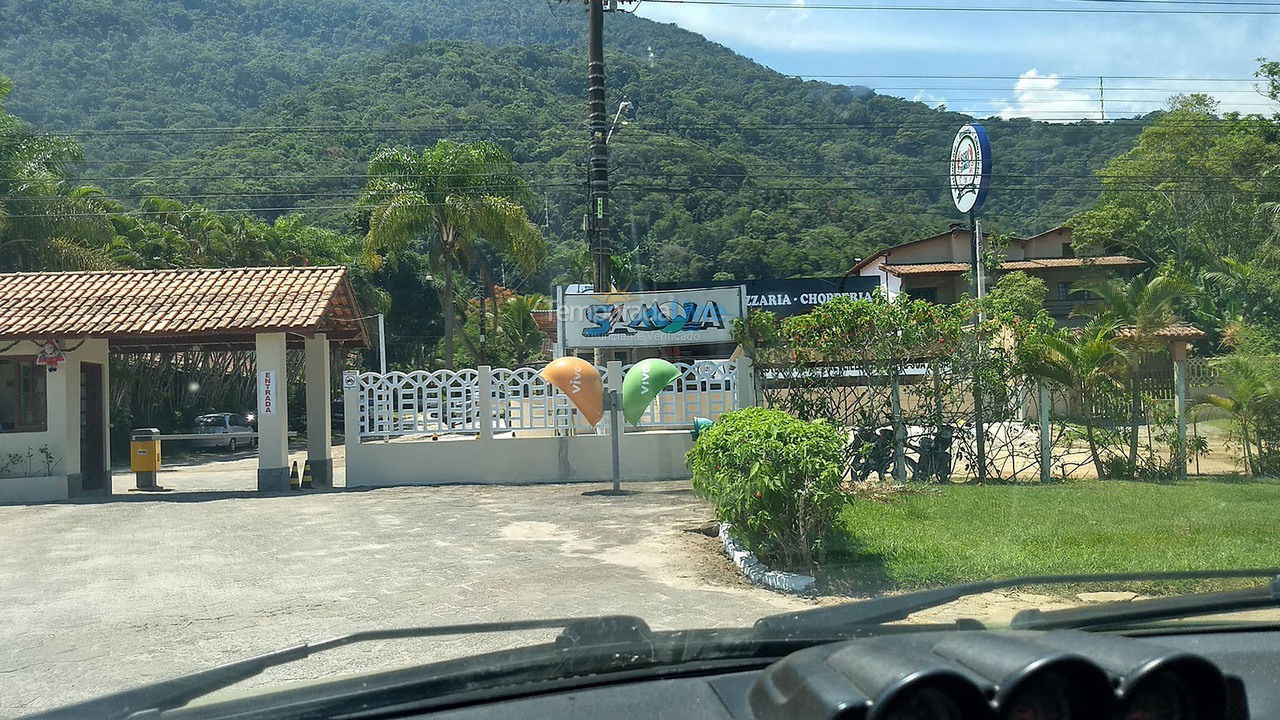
[345,430,694,487]
[1023,228,1072,258]
[0,339,110,503]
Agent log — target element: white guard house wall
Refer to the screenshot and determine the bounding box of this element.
[0,339,110,503]
[343,359,753,487]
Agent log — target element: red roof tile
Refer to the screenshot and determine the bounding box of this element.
[880,255,1145,276]
[0,267,368,348]
[1115,324,1206,341]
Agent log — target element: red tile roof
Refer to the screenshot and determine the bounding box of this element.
[1000,256,1145,270]
[880,255,1145,276]
[1115,324,1206,341]
[881,262,970,276]
[0,267,368,348]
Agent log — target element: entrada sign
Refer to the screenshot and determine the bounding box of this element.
[562,286,746,348]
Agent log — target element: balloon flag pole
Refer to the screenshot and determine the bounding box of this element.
[608,389,621,492]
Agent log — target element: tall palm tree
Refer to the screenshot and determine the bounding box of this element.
[1023,319,1127,478]
[359,140,545,368]
[0,77,116,271]
[1197,354,1278,476]
[1076,272,1189,473]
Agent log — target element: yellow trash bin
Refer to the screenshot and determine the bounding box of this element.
[131,428,161,471]
[131,428,162,490]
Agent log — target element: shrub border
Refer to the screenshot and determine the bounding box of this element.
[718,522,817,595]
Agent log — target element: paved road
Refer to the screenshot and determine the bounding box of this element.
[0,477,808,718]
[110,442,341,494]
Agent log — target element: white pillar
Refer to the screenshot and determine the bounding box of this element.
[256,332,290,491]
[1172,341,1188,482]
[61,353,82,496]
[478,365,494,442]
[304,333,333,488]
[343,372,363,486]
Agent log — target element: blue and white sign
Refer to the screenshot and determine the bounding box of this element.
[950,123,992,213]
[562,286,747,348]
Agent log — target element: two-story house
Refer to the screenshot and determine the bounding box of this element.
[848,226,1146,322]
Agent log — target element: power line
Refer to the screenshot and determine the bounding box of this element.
[27,118,1273,141]
[643,0,1280,13]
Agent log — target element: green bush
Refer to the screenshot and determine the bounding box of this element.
[686,407,848,567]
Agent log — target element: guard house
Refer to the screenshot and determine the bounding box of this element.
[0,267,367,503]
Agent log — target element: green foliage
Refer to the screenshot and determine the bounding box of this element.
[1071,89,1280,344]
[1196,353,1280,476]
[984,270,1047,320]
[686,407,849,566]
[360,140,545,368]
[835,479,1280,591]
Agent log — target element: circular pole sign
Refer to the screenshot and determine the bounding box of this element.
[950,123,992,213]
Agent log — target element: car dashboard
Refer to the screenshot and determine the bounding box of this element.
[417,627,1277,720]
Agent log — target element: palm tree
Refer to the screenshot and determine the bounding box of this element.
[1075,272,1190,473]
[1023,319,1127,479]
[499,294,550,365]
[359,140,545,368]
[1196,354,1278,476]
[1,78,116,270]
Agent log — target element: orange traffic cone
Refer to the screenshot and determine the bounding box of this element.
[288,461,301,490]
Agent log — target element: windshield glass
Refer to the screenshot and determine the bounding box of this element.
[2,2,1279,718]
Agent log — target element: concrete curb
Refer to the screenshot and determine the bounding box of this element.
[717,523,817,595]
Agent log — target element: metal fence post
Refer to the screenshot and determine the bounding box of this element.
[1039,381,1051,483]
[478,365,494,442]
[606,360,624,490]
[735,356,756,409]
[891,373,906,483]
[1173,341,1188,481]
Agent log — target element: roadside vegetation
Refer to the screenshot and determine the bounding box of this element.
[833,478,1280,593]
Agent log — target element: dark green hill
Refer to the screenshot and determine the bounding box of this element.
[0,0,1146,282]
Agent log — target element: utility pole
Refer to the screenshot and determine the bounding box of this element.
[587,0,611,295]
[1099,77,1106,122]
[969,215,987,484]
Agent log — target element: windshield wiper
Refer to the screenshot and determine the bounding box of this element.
[753,568,1280,637]
[1011,575,1280,630]
[25,615,651,720]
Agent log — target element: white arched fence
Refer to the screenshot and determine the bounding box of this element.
[343,359,755,486]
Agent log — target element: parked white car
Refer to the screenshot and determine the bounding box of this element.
[190,412,256,451]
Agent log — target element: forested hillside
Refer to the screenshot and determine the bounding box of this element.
[0,0,1145,284]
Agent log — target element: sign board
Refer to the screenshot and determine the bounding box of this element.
[258,370,278,416]
[562,286,746,349]
[659,276,879,318]
[950,123,992,213]
[342,370,359,391]
[34,339,65,372]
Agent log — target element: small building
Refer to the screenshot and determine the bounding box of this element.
[849,226,1145,322]
[0,266,367,503]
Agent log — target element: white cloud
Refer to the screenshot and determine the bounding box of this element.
[635,4,957,53]
[994,70,1101,122]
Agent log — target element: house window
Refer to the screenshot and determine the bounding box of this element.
[0,356,48,433]
[1059,282,1093,302]
[907,287,939,303]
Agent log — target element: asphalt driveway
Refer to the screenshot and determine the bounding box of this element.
[0,479,807,718]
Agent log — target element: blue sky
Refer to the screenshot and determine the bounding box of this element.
[634,1,1279,120]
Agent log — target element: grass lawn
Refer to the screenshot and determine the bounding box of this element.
[830,478,1280,594]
